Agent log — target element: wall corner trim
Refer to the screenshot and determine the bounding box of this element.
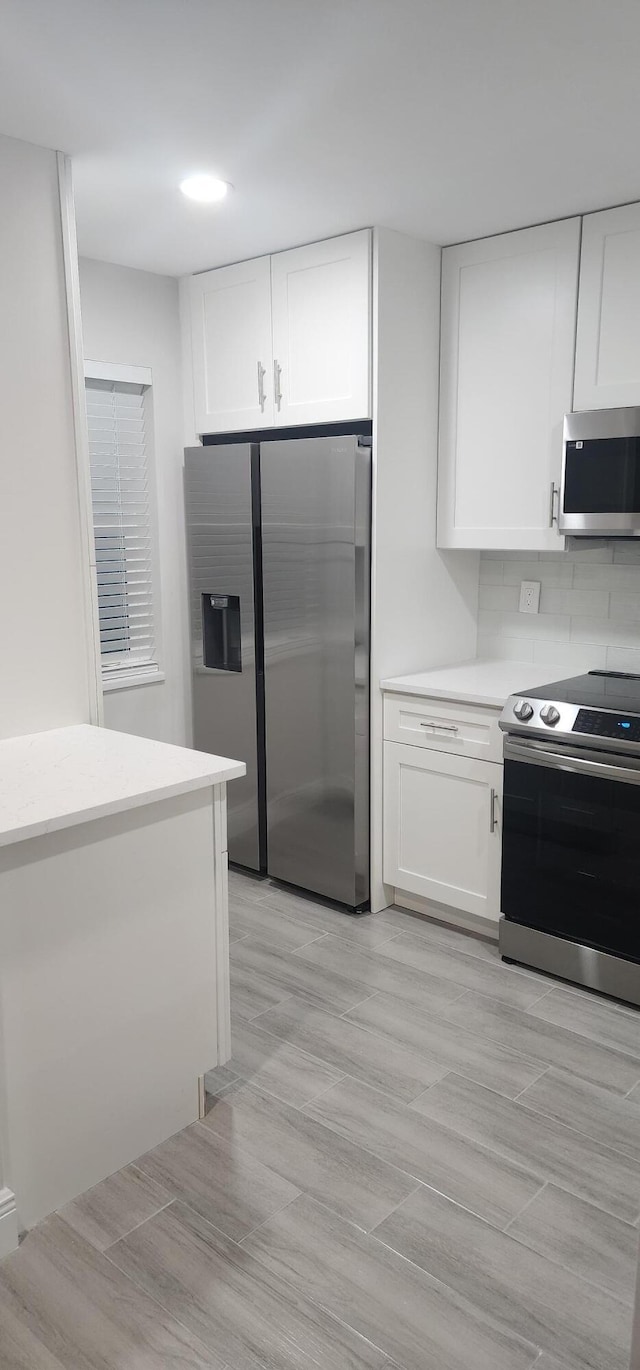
[56,151,104,727]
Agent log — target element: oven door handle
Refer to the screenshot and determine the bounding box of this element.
[504,737,640,786]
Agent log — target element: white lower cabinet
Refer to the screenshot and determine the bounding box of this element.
[383,739,502,921]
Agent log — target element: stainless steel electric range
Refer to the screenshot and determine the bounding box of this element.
[499,670,640,1006]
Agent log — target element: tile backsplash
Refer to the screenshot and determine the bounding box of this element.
[477,543,640,674]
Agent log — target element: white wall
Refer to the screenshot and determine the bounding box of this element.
[370,229,479,910]
[0,133,100,1254]
[478,544,640,674]
[79,258,190,746]
[0,136,94,741]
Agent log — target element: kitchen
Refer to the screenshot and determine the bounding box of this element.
[1,3,640,1368]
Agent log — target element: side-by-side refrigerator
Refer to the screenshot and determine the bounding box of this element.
[185,431,370,911]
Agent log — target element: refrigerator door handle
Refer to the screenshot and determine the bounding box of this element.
[273,359,283,412]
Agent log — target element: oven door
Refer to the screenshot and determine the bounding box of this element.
[502,737,640,963]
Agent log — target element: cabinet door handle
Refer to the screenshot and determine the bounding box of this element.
[490,787,499,833]
[273,359,283,412]
[419,722,459,733]
[257,361,267,411]
[549,482,560,527]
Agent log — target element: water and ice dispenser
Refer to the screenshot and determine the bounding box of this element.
[201,594,241,672]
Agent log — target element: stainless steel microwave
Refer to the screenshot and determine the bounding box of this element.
[560,406,640,537]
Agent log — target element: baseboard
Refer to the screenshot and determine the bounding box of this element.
[0,1187,18,1258]
[393,889,499,941]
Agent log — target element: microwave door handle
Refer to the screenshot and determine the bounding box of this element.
[549,481,560,527]
[504,737,640,785]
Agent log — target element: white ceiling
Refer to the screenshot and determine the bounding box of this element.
[2,0,640,277]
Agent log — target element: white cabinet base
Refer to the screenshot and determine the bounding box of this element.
[0,786,227,1232]
[393,889,499,940]
[383,740,502,921]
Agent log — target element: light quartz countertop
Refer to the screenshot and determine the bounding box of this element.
[381,658,569,709]
[0,723,245,848]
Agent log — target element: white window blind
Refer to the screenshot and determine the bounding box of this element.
[86,378,158,682]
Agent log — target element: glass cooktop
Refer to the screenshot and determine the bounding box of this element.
[517,670,640,715]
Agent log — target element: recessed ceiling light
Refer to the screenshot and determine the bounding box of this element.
[180,174,229,204]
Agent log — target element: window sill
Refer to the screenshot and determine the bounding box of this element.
[102,668,165,694]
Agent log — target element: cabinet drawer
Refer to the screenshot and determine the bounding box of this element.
[383,692,502,763]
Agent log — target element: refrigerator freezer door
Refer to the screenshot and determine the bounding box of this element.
[261,434,370,907]
[184,444,261,870]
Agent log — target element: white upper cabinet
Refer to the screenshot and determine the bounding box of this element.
[437,218,580,551]
[574,203,640,410]
[186,230,371,435]
[270,230,371,426]
[188,255,274,433]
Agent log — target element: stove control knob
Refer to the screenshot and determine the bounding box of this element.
[513,699,534,721]
[540,704,561,726]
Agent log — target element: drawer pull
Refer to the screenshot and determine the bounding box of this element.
[419,722,459,733]
[257,360,267,411]
[273,359,283,411]
[490,787,499,833]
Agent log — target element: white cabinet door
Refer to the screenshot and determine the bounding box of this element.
[574,202,640,410]
[438,219,580,551]
[188,256,274,433]
[270,230,371,426]
[383,741,502,920]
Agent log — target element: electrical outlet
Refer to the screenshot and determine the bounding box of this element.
[519,580,541,614]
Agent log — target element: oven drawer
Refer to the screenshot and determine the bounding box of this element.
[383,692,502,762]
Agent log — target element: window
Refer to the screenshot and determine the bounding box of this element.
[85,370,160,687]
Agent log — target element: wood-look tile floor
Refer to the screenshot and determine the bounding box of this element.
[2,871,640,1369]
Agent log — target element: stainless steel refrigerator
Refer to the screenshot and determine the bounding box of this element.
[185,431,370,911]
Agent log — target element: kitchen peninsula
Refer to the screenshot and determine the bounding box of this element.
[0,724,244,1247]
